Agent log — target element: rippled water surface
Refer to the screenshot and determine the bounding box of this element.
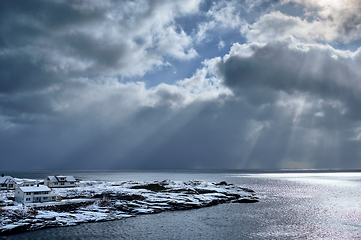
[3,170,361,239]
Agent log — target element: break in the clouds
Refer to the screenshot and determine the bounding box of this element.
[1,0,361,170]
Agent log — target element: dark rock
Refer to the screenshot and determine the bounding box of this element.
[116,194,146,201]
[195,189,218,194]
[38,201,95,212]
[214,181,228,186]
[164,189,198,194]
[204,199,220,207]
[168,202,201,210]
[240,188,255,193]
[233,198,259,203]
[225,193,241,198]
[130,183,167,192]
[91,194,103,199]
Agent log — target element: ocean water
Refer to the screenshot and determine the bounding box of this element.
[2,170,361,240]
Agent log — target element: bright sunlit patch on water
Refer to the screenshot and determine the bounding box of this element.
[228,171,361,178]
[229,171,361,239]
[228,171,361,179]
[228,172,361,187]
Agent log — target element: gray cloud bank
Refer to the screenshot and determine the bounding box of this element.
[1,0,361,170]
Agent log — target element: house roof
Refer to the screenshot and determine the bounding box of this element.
[19,186,51,192]
[0,176,16,184]
[47,175,76,182]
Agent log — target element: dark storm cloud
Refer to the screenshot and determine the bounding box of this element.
[0,0,104,93]
[215,41,361,119]
[0,0,105,48]
[0,53,59,93]
[64,32,126,69]
[0,93,54,117]
[190,38,361,169]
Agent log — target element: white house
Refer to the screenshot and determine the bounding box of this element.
[0,175,17,190]
[44,175,77,188]
[14,185,57,203]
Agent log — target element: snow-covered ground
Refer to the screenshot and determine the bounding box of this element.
[0,179,258,235]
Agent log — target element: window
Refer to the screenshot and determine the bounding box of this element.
[26,198,30,201]
[26,192,31,195]
[61,182,64,185]
[54,182,58,185]
[43,197,48,200]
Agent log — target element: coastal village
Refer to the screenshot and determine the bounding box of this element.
[0,174,258,235]
[1,174,78,205]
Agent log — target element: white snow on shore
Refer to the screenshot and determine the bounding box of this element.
[0,179,258,234]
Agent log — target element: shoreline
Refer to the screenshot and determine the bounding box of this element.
[1,179,258,235]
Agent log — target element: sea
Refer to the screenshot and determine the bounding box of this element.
[2,169,361,240]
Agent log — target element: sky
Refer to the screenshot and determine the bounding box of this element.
[1,0,361,170]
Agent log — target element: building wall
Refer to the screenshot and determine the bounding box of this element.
[7,180,16,190]
[47,181,76,188]
[14,189,25,203]
[0,180,16,190]
[14,189,57,203]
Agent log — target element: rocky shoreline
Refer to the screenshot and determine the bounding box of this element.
[0,180,258,235]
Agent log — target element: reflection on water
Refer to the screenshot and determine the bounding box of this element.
[3,170,361,239]
[232,172,361,239]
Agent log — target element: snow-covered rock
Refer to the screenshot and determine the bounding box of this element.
[0,180,258,235]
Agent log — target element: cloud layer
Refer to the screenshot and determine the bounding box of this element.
[1,0,361,170]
